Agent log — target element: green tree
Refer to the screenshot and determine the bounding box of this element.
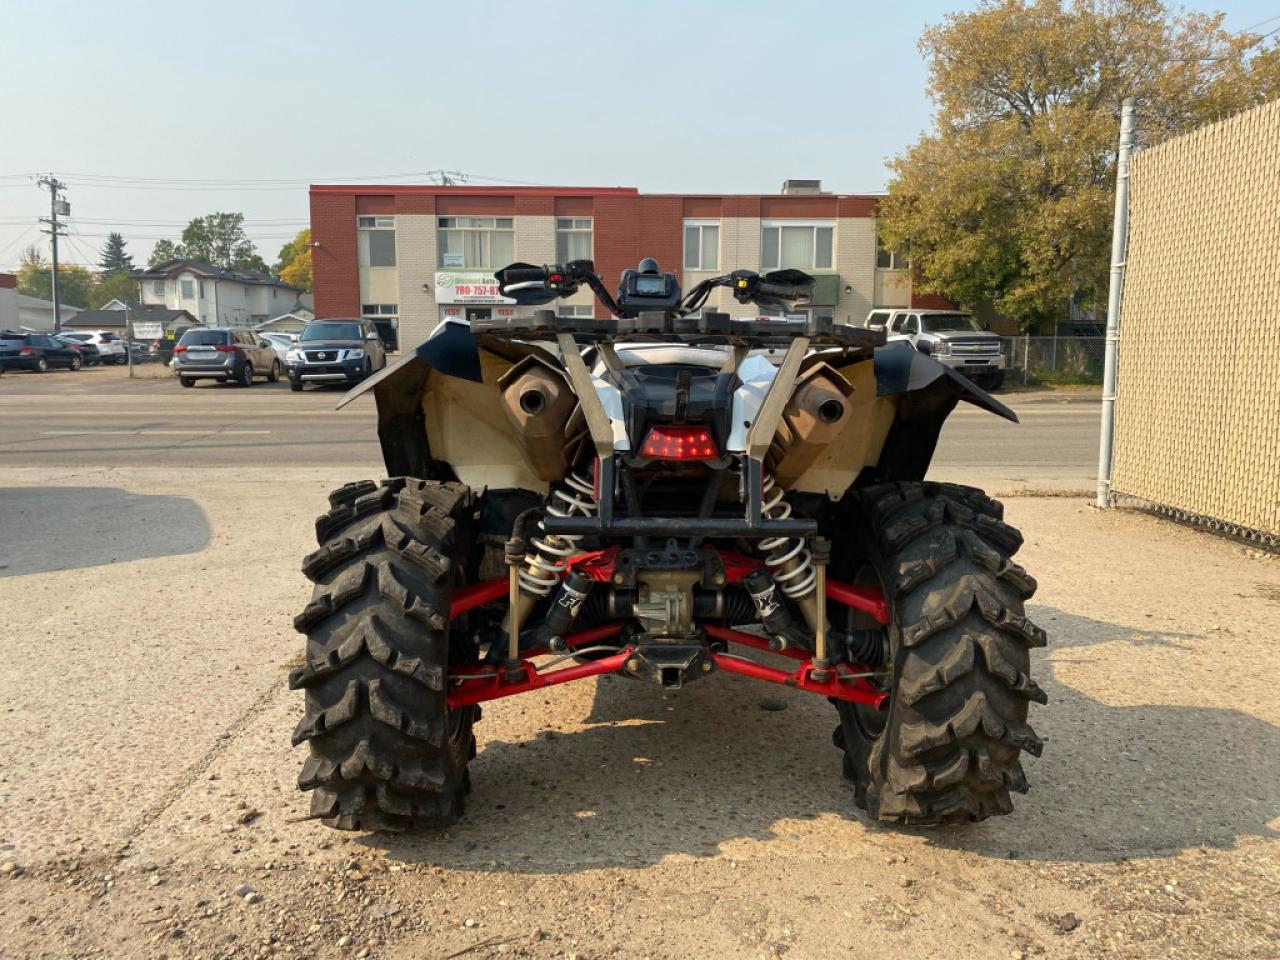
[91,269,139,308]
[148,239,181,266]
[276,228,312,291]
[878,0,1280,330]
[180,212,263,270]
[98,232,134,276]
[15,246,97,309]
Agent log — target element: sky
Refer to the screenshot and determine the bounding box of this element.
[1,0,1276,272]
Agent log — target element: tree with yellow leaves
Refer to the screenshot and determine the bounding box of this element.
[276,229,312,292]
[879,0,1280,330]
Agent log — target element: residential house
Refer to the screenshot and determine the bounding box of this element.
[135,258,304,328]
[65,303,198,335]
[15,294,83,332]
[255,298,316,334]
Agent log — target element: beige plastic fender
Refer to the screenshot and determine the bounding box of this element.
[422,347,549,494]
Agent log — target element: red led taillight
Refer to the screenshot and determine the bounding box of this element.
[639,425,718,461]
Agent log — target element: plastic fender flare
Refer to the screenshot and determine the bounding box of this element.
[873,340,1017,422]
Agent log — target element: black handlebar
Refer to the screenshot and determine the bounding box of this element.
[500,265,548,284]
[756,281,804,298]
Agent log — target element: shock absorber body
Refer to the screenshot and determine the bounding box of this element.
[502,469,598,636]
[758,471,821,630]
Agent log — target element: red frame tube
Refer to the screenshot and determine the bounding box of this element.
[710,652,886,709]
[826,579,890,624]
[703,623,808,661]
[448,578,508,620]
[447,648,633,710]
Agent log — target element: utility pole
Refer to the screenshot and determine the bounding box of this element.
[1096,98,1136,509]
[37,175,69,333]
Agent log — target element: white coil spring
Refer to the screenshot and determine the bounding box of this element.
[759,473,816,599]
[518,470,598,596]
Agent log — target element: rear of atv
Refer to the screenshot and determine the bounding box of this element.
[291,293,1043,832]
[291,474,1043,830]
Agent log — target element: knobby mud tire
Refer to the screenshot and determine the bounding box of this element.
[833,481,1046,824]
[291,478,478,831]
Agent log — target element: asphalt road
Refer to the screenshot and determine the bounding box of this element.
[0,365,1101,493]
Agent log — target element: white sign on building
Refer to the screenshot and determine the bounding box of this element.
[433,272,516,305]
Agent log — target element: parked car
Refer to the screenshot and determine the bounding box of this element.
[152,326,194,365]
[61,330,127,364]
[54,334,101,366]
[285,319,387,392]
[0,332,84,372]
[261,332,299,365]
[173,327,283,387]
[864,308,1006,390]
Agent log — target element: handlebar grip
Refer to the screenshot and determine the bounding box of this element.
[756,281,806,299]
[500,266,548,284]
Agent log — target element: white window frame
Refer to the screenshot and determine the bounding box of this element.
[555,304,595,319]
[357,215,397,268]
[683,220,720,271]
[876,237,910,270]
[180,279,195,299]
[760,220,835,270]
[151,279,164,296]
[555,218,593,263]
[436,217,515,269]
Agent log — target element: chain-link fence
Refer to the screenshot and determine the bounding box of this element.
[1110,97,1280,540]
[999,335,1105,384]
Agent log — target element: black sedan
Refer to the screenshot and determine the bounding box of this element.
[55,335,102,365]
[0,332,84,372]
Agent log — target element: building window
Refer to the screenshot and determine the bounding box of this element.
[761,222,834,270]
[358,215,397,268]
[437,217,514,269]
[555,305,595,318]
[198,281,205,298]
[180,279,195,299]
[555,218,592,263]
[683,221,719,271]
[151,280,164,296]
[361,304,399,352]
[876,238,910,270]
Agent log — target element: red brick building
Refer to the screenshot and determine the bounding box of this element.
[310,180,936,351]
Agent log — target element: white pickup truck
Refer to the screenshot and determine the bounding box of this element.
[865,308,1006,390]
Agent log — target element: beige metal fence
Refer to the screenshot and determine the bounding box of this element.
[1111,97,1280,539]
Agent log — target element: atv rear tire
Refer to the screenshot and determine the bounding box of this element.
[291,478,477,831]
[832,482,1046,824]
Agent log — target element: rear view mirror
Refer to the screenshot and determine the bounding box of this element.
[366,331,378,341]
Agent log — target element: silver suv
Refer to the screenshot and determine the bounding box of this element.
[865,308,1006,390]
[174,327,283,388]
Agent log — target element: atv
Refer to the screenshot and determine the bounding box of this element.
[291,257,1045,831]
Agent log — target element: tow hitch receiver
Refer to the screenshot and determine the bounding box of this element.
[624,644,715,689]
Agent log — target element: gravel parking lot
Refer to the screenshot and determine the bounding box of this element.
[1,374,1276,960]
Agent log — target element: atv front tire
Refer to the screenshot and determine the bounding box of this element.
[833,482,1046,824]
[291,478,477,831]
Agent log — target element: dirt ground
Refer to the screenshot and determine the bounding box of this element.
[0,465,1277,960]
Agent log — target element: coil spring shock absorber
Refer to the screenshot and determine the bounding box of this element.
[503,469,598,655]
[759,472,816,599]
[519,469,597,596]
[759,471,829,657]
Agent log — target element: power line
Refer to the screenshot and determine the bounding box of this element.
[1240,12,1280,32]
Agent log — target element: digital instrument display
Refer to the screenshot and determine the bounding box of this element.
[634,275,668,295]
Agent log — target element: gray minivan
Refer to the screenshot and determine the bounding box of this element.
[175,327,282,388]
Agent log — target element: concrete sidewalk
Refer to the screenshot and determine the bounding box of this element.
[0,467,1276,959]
